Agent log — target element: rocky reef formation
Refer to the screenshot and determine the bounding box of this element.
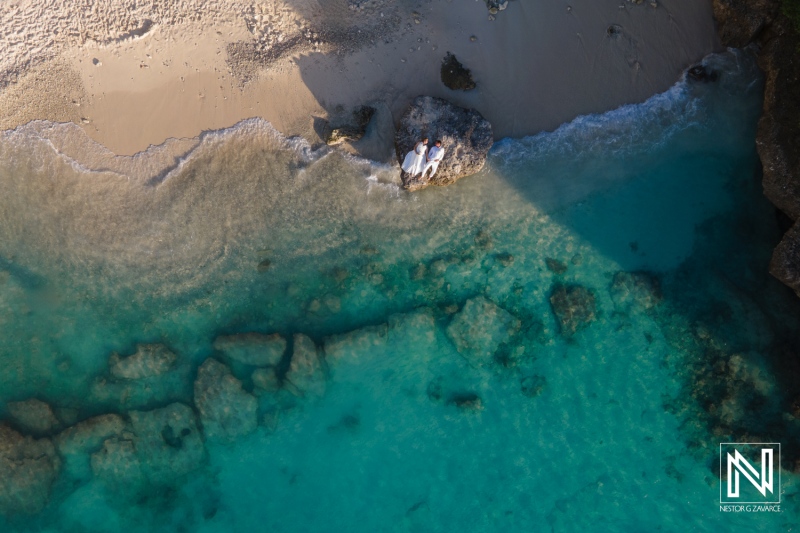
[6,399,60,437]
[0,425,60,515]
[284,334,327,398]
[108,343,178,380]
[0,329,336,516]
[213,332,287,367]
[90,344,192,411]
[712,1,800,294]
[549,284,597,338]
[395,96,493,192]
[194,358,258,442]
[445,296,521,366]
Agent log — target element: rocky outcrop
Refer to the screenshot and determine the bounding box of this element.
[324,106,376,145]
[6,399,60,436]
[712,1,800,295]
[0,425,60,515]
[108,343,178,380]
[445,296,521,366]
[55,414,127,481]
[74,404,205,493]
[193,358,258,442]
[609,271,662,312]
[127,403,205,485]
[284,334,327,398]
[213,332,287,367]
[549,284,597,338]
[395,96,493,191]
[251,367,280,394]
[440,53,476,91]
[90,348,192,411]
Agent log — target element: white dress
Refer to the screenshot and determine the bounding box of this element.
[401,142,427,176]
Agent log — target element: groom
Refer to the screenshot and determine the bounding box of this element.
[421,140,444,178]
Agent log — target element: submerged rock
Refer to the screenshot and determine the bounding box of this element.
[90,363,192,412]
[395,96,493,191]
[520,375,547,397]
[446,296,521,366]
[446,392,483,410]
[6,398,60,436]
[58,404,205,493]
[108,343,178,379]
[609,271,662,312]
[251,367,280,394]
[0,425,60,515]
[324,324,389,367]
[213,332,287,367]
[55,414,127,481]
[128,403,205,484]
[55,414,127,458]
[194,359,258,442]
[549,284,597,338]
[440,52,476,91]
[90,436,145,491]
[545,258,568,275]
[285,334,327,398]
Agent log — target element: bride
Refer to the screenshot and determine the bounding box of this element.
[401,137,428,176]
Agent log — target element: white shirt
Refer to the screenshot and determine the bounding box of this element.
[428,146,444,162]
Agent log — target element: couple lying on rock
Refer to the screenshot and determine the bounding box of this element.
[401,137,445,178]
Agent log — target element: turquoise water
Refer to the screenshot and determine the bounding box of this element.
[0,49,798,531]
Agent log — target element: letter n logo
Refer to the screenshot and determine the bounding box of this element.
[719,443,780,504]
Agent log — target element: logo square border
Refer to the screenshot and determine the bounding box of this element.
[719,442,781,504]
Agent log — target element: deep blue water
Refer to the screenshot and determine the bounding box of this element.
[0,49,798,531]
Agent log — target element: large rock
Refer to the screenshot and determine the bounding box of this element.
[128,403,205,484]
[445,296,520,366]
[440,53,476,91]
[193,358,258,442]
[771,221,800,295]
[55,414,127,481]
[0,425,60,515]
[284,334,327,398]
[395,96,493,191]
[712,1,800,294]
[549,284,597,338]
[324,106,376,145]
[90,436,145,491]
[89,363,192,412]
[6,399,60,436]
[323,324,389,368]
[108,343,178,379]
[213,332,287,367]
[58,405,205,492]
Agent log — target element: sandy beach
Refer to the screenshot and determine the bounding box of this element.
[0,0,718,157]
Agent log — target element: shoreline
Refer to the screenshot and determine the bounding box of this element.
[0,0,719,156]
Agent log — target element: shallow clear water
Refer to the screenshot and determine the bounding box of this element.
[0,49,798,531]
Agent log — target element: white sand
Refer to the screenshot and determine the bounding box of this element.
[0,0,718,156]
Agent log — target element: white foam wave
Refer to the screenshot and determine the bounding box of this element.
[490,49,759,165]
